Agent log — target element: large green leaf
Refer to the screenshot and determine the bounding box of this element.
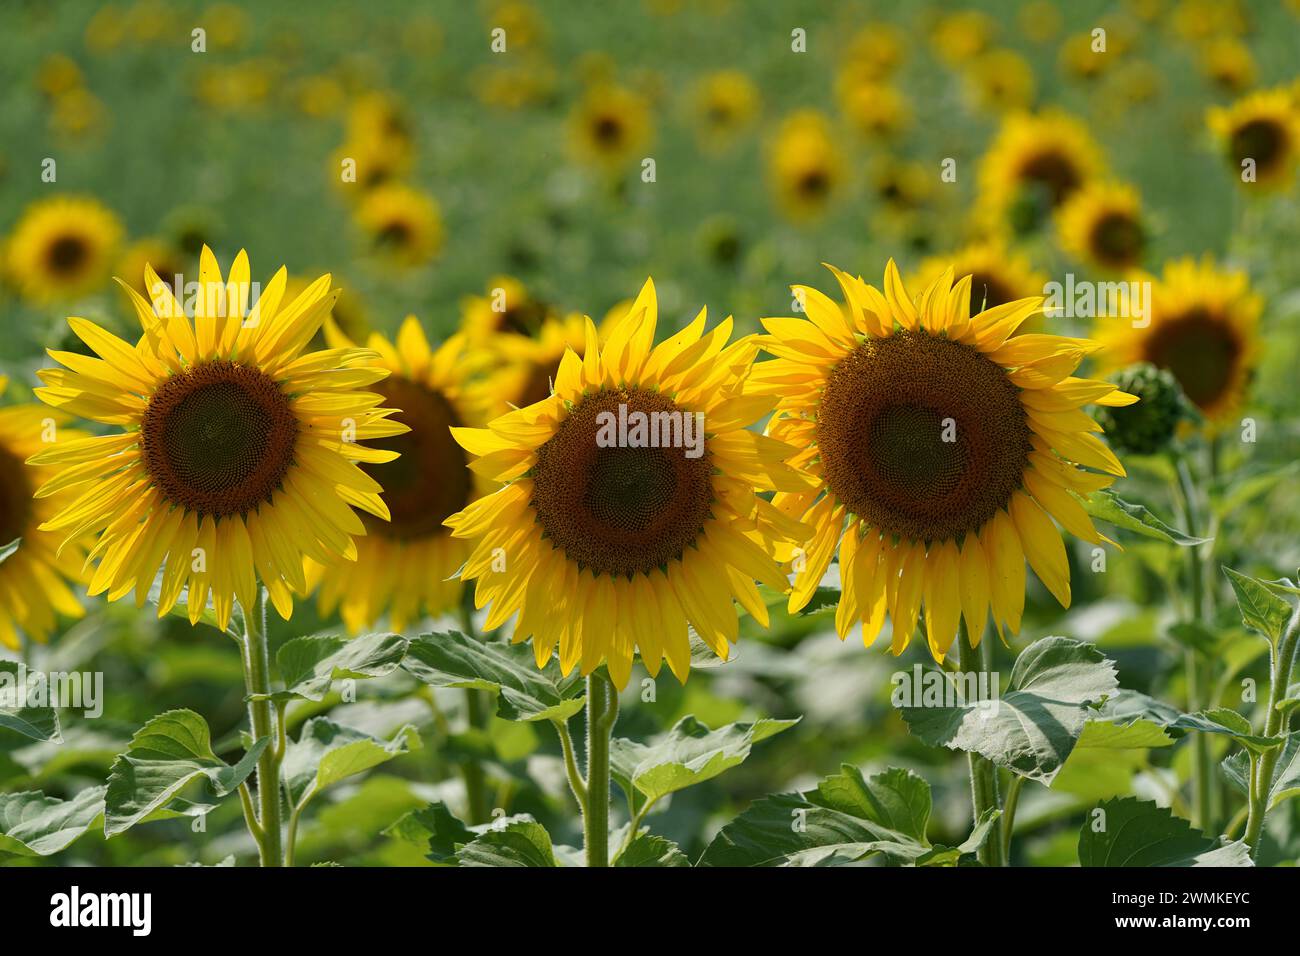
[1080,490,1208,545]
[1168,708,1283,756]
[282,717,420,810]
[455,819,559,867]
[384,800,476,864]
[614,833,691,867]
[104,709,269,836]
[1223,732,1300,811]
[611,715,798,806]
[0,786,105,857]
[402,630,585,722]
[262,631,410,703]
[0,661,62,742]
[1223,567,1295,645]
[1076,718,1174,750]
[1078,797,1252,866]
[901,636,1119,784]
[699,764,982,867]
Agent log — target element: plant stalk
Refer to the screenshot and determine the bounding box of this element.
[583,671,618,867]
[958,625,1005,866]
[1243,602,1300,858]
[1174,455,1215,831]
[241,589,283,866]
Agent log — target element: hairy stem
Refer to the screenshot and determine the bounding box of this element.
[583,671,618,867]
[241,590,283,866]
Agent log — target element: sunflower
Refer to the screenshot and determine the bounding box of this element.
[977,110,1104,237]
[569,83,652,169]
[5,196,123,303]
[459,275,553,348]
[966,49,1037,113]
[331,134,413,194]
[840,23,906,83]
[443,280,813,688]
[752,260,1135,659]
[0,380,87,649]
[30,245,408,630]
[354,183,443,266]
[691,70,759,150]
[930,10,994,65]
[769,110,844,220]
[838,80,911,140]
[308,317,485,632]
[117,238,187,299]
[1055,181,1147,273]
[1208,89,1300,189]
[1199,37,1256,94]
[1093,257,1260,428]
[910,240,1049,319]
[475,312,590,416]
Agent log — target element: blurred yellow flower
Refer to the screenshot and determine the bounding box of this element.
[460,275,553,348]
[839,80,911,139]
[692,70,760,149]
[569,83,652,169]
[977,110,1104,237]
[1018,1,1062,43]
[840,24,906,83]
[769,110,844,220]
[1056,182,1147,273]
[0,383,87,649]
[1094,257,1260,428]
[910,240,1049,318]
[37,54,83,98]
[1208,89,1300,190]
[116,238,188,299]
[930,10,994,65]
[966,49,1037,113]
[355,183,443,266]
[5,195,123,303]
[1199,37,1256,94]
[309,318,487,633]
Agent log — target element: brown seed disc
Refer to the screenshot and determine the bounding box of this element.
[46,234,89,277]
[816,330,1033,543]
[0,444,32,544]
[360,376,471,540]
[1231,118,1283,173]
[1089,211,1145,269]
[1019,150,1083,207]
[140,360,298,518]
[529,387,714,577]
[1142,308,1242,410]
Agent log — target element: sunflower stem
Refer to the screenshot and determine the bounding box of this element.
[1244,602,1300,859]
[1173,453,1215,831]
[583,670,618,867]
[458,597,491,825]
[958,624,1005,866]
[1001,772,1025,864]
[241,588,283,867]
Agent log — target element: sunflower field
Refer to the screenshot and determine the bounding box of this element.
[2,0,1300,917]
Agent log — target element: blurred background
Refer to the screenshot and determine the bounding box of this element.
[1,0,1299,867]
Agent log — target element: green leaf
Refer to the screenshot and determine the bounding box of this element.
[1076,718,1175,750]
[1080,490,1208,545]
[1078,797,1253,866]
[1223,733,1300,810]
[0,786,105,857]
[0,662,62,742]
[698,765,938,867]
[384,800,476,864]
[611,715,798,806]
[614,833,691,867]
[402,630,585,722]
[282,717,420,810]
[456,819,559,867]
[104,709,269,836]
[1223,567,1294,644]
[264,631,409,703]
[0,538,19,565]
[1168,708,1283,756]
[901,636,1119,784]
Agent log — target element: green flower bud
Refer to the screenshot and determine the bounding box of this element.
[1096,362,1189,456]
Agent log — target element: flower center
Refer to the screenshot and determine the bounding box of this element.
[361,377,471,540]
[1019,150,1082,207]
[816,331,1032,543]
[46,234,90,276]
[140,361,298,518]
[593,114,625,147]
[0,444,33,545]
[1089,211,1145,268]
[967,271,1016,314]
[1231,118,1283,171]
[529,388,714,577]
[1143,308,1241,410]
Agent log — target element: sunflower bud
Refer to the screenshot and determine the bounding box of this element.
[1095,363,1188,455]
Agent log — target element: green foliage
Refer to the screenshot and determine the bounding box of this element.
[1078,798,1253,867]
